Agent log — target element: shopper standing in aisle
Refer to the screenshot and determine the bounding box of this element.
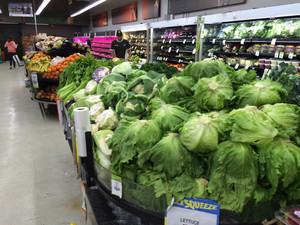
[110,30,132,61]
[4,37,18,69]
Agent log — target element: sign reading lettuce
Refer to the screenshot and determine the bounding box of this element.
[165,198,220,225]
[168,0,246,15]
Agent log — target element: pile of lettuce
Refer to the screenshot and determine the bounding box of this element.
[217,18,300,38]
[59,58,300,215]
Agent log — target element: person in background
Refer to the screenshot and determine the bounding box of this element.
[4,36,18,69]
[86,35,93,49]
[110,30,131,61]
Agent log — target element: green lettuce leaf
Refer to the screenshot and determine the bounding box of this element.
[208,141,258,213]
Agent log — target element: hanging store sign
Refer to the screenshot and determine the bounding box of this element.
[142,0,160,20]
[165,198,220,225]
[112,2,138,25]
[92,11,108,27]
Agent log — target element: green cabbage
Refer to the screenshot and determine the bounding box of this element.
[262,103,300,138]
[257,138,300,201]
[92,130,113,157]
[73,89,86,101]
[85,79,98,95]
[179,113,219,154]
[127,75,156,95]
[139,133,191,177]
[160,76,195,104]
[228,106,278,146]
[100,81,128,109]
[127,69,148,81]
[149,99,190,132]
[192,74,233,111]
[235,79,287,108]
[208,141,258,213]
[112,62,132,76]
[96,108,119,130]
[90,124,98,134]
[230,69,257,89]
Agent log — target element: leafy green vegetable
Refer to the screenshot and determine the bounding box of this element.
[208,141,258,213]
[235,79,287,108]
[179,113,219,154]
[116,92,148,121]
[94,147,111,169]
[96,108,119,130]
[262,103,300,138]
[85,95,101,108]
[112,62,132,76]
[89,102,105,121]
[149,99,190,132]
[230,69,257,89]
[73,89,86,101]
[127,74,157,96]
[228,106,278,146]
[192,74,233,111]
[85,79,98,95]
[182,60,235,81]
[96,73,125,95]
[100,81,128,109]
[141,62,178,79]
[109,120,162,173]
[160,76,195,104]
[257,138,300,201]
[139,133,191,177]
[92,130,113,157]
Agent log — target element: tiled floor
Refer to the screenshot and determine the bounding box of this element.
[0,62,92,225]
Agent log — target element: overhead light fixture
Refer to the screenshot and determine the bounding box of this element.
[71,0,106,17]
[35,0,51,16]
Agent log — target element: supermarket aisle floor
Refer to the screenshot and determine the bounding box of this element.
[0,62,92,225]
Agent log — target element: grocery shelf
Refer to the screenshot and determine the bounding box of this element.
[154,47,195,54]
[154,56,193,64]
[31,97,57,105]
[91,48,111,53]
[155,38,195,43]
[205,38,300,44]
[212,51,300,59]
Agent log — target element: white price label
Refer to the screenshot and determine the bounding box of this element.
[288,52,294,59]
[241,39,245,45]
[176,49,179,53]
[183,39,186,44]
[136,39,138,43]
[274,51,279,58]
[212,39,216,44]
[163,39,165,43]
[168,47,172,53]
[235,64,239,69]
[192,48,196,54]
[178,59,182,63]
[111,174,122,198]
[271,38,277,45]
[142,39,145,43]
[222,40,226,45]
[30,71,39,88]
[161,46,164,50]
[245,66,249,69]
[208,52,213,57]
[255,50,260,56]
[169,39,172,44]
[192,39,196,44]
[165,198,220,225]
[279,52,284,59]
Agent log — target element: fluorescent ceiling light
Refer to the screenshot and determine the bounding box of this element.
[71,0,106,17]
[0,9,2,14]
[35,0,51,16]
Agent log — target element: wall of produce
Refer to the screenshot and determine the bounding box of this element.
[57,54,300,220]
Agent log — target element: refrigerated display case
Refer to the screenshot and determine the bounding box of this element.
[150,17,199,71]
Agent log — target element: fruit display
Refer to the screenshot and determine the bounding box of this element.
[35,85,57,101]
[27,55,51,72]
[35,36,66,51]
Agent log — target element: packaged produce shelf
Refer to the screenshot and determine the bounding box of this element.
[91,41,112,44]
[154,56,193,64]
[213,51,300,60]
[91,46,110,49]
[155,38,196,43]
[154,47,195,54]
[205,38,300,44]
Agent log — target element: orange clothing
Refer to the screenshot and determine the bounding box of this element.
[4,41,17,53]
